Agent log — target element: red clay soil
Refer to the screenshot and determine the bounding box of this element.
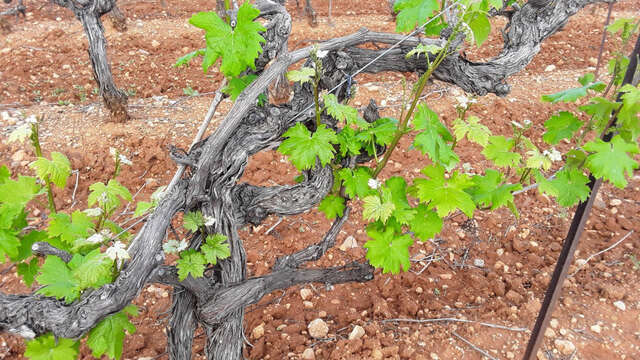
[0,0,639,359]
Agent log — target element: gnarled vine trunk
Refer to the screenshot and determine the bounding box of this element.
[0,0,610,359]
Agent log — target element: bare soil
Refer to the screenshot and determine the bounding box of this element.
[1,1,639,359]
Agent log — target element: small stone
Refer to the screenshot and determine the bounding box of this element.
[439,273,453,280]
[303,301,314,309]
[308,318,329,339]
[151,39,160,47]
[252,323,265,339]
[496,248,505,256]
[372,349,384,360]
[550,318,559,329]
[590,324,602,334]
[473,258,485,267]
[545,64,556,72]
[613,301,626,311]
[12,150,27,163]
[300,288,313,300]
[610,199,622,206]
[415,287,423,294]
[301,348,315,360]
[507,351,515,359]
[348,325,365,340]
[339,236,358,251]
[554,339,576,355]
[430,353,440,360]
[544,328,556,338]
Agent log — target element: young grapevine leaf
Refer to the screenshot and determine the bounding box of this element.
[174,48,206,67]
[583,135,639,188]
[452,115,491,146]
[337,167,375,199]
[466,169,522,212]
[412,104,458,167]
[133,201,154,217]
[541,73,605,103]
[189,2,266,76]
[618,84,640,140]
[286,67,315,84]
[177,249,206,281]
[410,165,475,218]
[578,97,620,133]
[48,211,94,245]
[336,127,363,157]
[17,257,39,287]
[364,225,413,274]
[362,192,395,223]
[25,333,78,360]
[87,305,138,360]
[0,229,20,262]
[318,195,346,220]
[535,168,590,207]
[385,177,416,225]
[278,123,338,171]
[69,249,113,289]
[482,135,521,168]
[606,17,637,38]
[393,0,439,33]
[222,74,258,100]
[542,111,583,145]
[405,43,442,60]
[467,12,491,46]
[0,175,41,207]
[201,233,231,265]
[323,94,370,129]
[356,117,398,148]
[0,165,9,183]
[16,230,46,262]
[88,180,132,213]
[525,149,552,170]
[29,152,71,189]
[183,210,205,232]
[408,204,443,241]
[36,255,80,303]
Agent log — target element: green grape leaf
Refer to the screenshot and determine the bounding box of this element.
[488,0,504,9]
[412,104,458,167]
[405,43,442,59]
[336,127,363,157]
[606,18,636,37]
[278,123,338,171]
[408,204,443,241]
[467,12,491,46]
[323,93,370,129]
[364,225,413,274]
[70,249,113,289]
[362,192,395,223]
[583,135,639,188]
[287,67,315,84]
[201,234,231,265]
[385,177,415,225]
[0,165,10,183]
[17,257,40,287]
[222,74,258,100]
[25,333,78,360]
[174,48,206,67]
[29,152,71,189]
[318,194,346,219]
[133,201,154,217]
[36,255,80,303]
[48,211,94,245]
[579,97,621,132]
[183,210,205,232]
[88,180,132,213]
[482,136,521,168]
[337,167,375,199]
[409,165,475,218]
[394,0,440,33]
[356,117,398,150]
[542,111,583,145]
[541,73,605,103]
[0,229,20,262]
[177,249,206,281]
[525,149,552,170]
[535,168,590,207]
[618,85,640,140]
[453,115,491,146]
[87,305,138,360]
[189,3,266,76]
[0,175,41,207]
[466,169,522,212]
